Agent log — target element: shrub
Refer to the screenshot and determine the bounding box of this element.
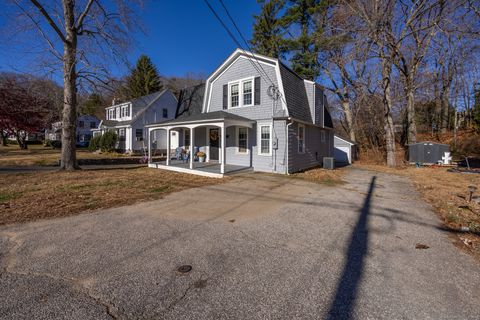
[99,130,117,152]
[88,135,101,151]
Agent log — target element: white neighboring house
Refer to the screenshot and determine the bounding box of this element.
[92,90,178,153]
[334,134,357,164]
[45,115,100,146]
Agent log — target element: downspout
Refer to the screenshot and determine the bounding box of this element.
[286,118,293,175]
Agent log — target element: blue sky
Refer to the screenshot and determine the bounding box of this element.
[0,0,261,81]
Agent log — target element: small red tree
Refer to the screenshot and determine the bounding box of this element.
[0,76,50,149]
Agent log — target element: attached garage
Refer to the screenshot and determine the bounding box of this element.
[334,135,356,164]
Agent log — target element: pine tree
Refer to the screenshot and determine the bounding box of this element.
[250,0,286,58]
[125,55,162,99]
[280,0,326,80]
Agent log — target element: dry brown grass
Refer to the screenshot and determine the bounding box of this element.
[0,168,225,226]
[292,167,346,186]
[355,162,480,256]
[0,144,129,166]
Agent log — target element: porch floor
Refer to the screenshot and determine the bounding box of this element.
[148,160,251,178]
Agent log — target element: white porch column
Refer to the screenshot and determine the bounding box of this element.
[189,127,195,169]
[147,129,152,164]
[166,128,171,166]
[220,124,225,174]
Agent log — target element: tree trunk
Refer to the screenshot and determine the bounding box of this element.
[441,85,450,133]
[382,56,396,167]
[60,0,78,170]
[405,84,417,144]
[341,100,356,143]
[16,131,28,150]
[0,130,7,146]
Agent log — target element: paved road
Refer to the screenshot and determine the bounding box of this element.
[1,168,479,319]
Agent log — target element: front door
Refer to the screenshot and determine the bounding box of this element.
[209,128,219,161]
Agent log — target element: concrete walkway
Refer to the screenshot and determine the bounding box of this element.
[0,168,479,319]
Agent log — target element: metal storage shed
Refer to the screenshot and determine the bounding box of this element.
[334,135,357,164]
[408,141,450,164]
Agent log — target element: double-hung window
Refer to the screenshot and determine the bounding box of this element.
[136,129,143,141]
[231,84,239,107]
[243,80,252,105]
[163,108,168,118]
[119,128,126,141]
[184,129,190,148]
[259,124,271,155]
[229,78,254,108]
[237,127,248,154]
[298,124,305,154]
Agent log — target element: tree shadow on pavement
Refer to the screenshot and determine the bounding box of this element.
[327,176,376,320]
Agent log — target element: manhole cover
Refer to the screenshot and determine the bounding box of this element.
[177,265,192,273]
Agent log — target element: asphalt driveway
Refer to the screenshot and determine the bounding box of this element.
[1,168,479,319]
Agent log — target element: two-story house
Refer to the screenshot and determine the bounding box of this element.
[146,49,334,177]
[92,90,178,153]
[45,115,100,146]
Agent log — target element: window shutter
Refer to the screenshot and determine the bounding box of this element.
[223,84,228,110]
[254,77,261,105]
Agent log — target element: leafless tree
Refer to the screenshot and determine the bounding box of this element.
[6,0,142,169]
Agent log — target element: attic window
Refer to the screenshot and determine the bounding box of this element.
[229,77,255,108]
[231,84,239,107]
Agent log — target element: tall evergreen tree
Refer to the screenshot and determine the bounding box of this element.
[281,0,326,80]
[125,55,162,99]
[250,0,286,58]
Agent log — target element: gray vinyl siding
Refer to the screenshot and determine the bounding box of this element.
[131,91,177,151]
[304,81,315,122]
[207,57,286,119]
[314,86,325,126]
[288,121,333,173]
[225,126,252,167]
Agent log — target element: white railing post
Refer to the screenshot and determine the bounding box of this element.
[166,128,171,166]
[220,124,225,174]
[148,128,152,164]
[190,127,195,170]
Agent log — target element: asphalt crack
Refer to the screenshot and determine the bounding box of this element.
[0,232,121,319]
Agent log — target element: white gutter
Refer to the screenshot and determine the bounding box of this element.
[286,118,293,175]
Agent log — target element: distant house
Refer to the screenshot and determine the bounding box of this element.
[45,115,100,146]
[146,49,334,177]
[92,90,177,153]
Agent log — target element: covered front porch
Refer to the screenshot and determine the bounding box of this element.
[146,111,255,178]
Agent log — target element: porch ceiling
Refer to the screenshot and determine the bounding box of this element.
[146,111,254,130]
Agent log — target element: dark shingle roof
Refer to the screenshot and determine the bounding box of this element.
[279,62,312,123]
[175,84,205,119]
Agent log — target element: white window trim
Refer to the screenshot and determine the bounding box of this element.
[235,126,249,154]
[257,122,272,156]
[228,76,255,109]
[298,124,305,154]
